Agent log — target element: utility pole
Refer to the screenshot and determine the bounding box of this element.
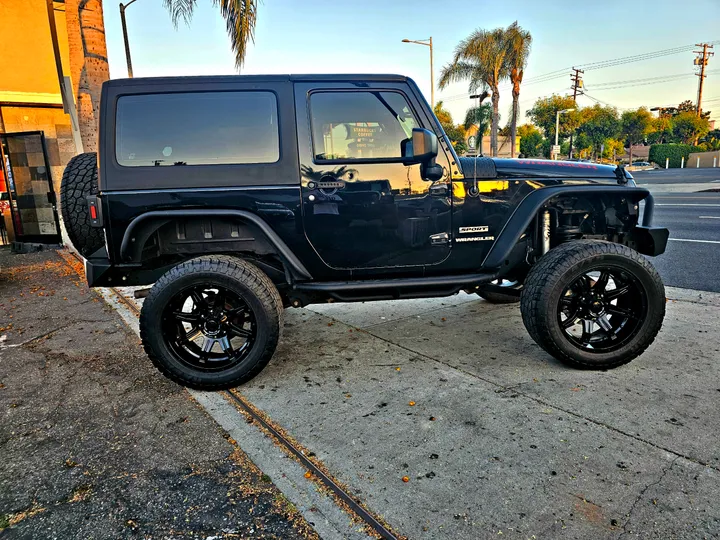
[568,67,583,159]
[694,43,714,116]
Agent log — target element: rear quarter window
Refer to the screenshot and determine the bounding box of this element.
[115,91,279,167]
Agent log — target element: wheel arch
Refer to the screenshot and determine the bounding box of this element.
[119,210,312,281]
[483,185,653,269]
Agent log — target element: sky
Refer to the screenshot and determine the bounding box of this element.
[104,0,720,125]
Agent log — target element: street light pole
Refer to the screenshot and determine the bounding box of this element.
[119,0,138,78]
[402,37,434,108]
[554,108,575,160]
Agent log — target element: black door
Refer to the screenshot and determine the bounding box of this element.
[295,82,452,270]
[0,132,62,245]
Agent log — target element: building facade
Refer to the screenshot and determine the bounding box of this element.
[0,0,78,243]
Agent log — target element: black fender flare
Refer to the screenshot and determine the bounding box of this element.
[119,209,312,280]
[482,185,653,268]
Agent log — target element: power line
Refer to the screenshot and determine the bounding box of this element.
[436,40,719,103]
[584,70,719,92]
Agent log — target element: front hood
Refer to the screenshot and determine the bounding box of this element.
[458,157,632,185]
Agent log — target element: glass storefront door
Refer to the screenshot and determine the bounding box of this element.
[0,131,62,245]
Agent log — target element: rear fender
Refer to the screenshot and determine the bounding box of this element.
[119,210,312,281]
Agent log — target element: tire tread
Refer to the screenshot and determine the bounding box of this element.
[520,240,665,369]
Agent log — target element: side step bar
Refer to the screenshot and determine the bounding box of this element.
[294,273,497,292]
[292,273,498,303]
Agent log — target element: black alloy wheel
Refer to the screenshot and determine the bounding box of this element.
[162,285,257,372]
[140,255,283,389]
[557,267,646,353]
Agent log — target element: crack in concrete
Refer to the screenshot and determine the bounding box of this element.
[616,456,680,540]
[357,325,720,474]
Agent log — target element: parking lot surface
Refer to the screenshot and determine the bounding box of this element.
[2,249,720,539]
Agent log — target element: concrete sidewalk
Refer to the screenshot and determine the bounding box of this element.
[0,249,318,539]
[228,288,720,539]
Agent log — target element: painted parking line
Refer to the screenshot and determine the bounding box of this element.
[656,203,720,207]
[699,216,720,219]
[668,238,720,244]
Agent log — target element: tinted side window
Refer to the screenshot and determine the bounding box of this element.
[309,92,418,161]
[116,91,279,167]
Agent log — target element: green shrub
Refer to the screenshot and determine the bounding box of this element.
[649,144,703,168]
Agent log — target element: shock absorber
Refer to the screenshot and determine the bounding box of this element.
[541,210,551,255]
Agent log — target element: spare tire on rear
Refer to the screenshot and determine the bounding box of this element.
[60,152,105,257]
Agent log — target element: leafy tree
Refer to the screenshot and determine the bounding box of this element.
[517,124,543,157]
[602,138,625,161]
[658,99,711,120]
[620,107,654,163]
[434,101,468,154]
[572,132,593,159]
[577,105,620,159]
[439,28,509,156]
[699,129,720,151]
[671,111,710,144]
[648,115,674,144]
[526,95,580,141]
[504,22,532,158]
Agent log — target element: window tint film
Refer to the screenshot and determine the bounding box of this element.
[116,92,279,167]
[310,92,418,161]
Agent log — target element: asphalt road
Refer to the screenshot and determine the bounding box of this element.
[647,191,720,292]
[633,167,720,184]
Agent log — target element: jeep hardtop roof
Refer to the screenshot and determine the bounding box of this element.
[104,74,412,88]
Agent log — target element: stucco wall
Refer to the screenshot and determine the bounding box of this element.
[687,150,720,168]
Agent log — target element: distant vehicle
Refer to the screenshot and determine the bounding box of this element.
[629,161,659,171]
[60,74,669,389]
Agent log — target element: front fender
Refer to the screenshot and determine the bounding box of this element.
[482,185,656,268]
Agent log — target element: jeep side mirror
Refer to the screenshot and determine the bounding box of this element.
[403,128,438,165]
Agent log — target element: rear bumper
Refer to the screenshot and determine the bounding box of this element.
[85,256,171,287]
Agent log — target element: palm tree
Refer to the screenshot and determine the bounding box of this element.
[64,0,258,152]
[65,0,110,153]
[504,22,532,158]
[439,28,508,157]
[464,102,492,154]
[162,0,258,69]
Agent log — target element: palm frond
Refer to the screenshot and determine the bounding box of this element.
[505,21,532,75]
[216,0,258,69]
[438,61,479,89]
[163,0,197,27]
[464,103,492,131]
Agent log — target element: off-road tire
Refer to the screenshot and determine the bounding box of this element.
[140,255,283,389]
[520,240,665,369]
[60,152,104,257]
[477,280,522,304]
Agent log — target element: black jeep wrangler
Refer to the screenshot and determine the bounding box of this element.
[60,74,669,390]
